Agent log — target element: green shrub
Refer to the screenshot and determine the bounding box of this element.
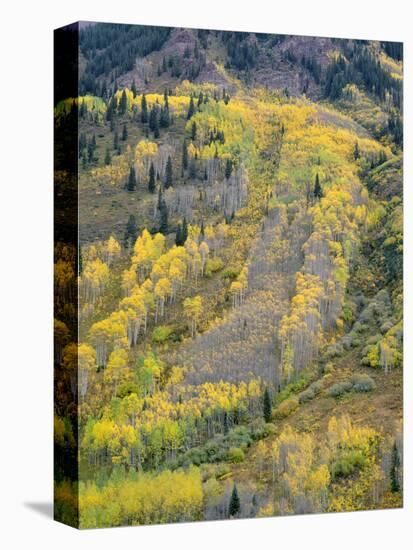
[207,257,224,273]
[250,419,277,439]
[299,387,315,404]
[324,362,335,374]
[226,447,245,463]
[273,397,299,419]
[331,450,367,480]
[352,374,376,393]
[215,464,231,479]
[222,266,240,279]
[327,381,353,398]
[276,370,316,404]
[152,325,173,343]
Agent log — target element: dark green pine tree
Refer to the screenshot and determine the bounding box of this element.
[165,155,173,188]
[175,223,183,246]
[122,123,128,141]
[314,173,323,200]
[127,166,137,191]
[159,199,169,235]
[160,105,170,128]
[229,484,241,517]
[113,131,119,151]
[124,214,138,246]
[131,80,137,98]
[79,99,87,118]
[191,121,197,141]
[354,141,360,160]
[104,147,111,166]
[149,106,157,131]
[120,89,128,114]
[187,96,195,119]
[390,442,400,492]
[141,93,148,123]
[263,387,272,423]
[149,106,160,138]
[182,140,188,171]
[200,220,205,239]
[182,217,188,244]
[189,158,197,179]
[225,158,233,180]
[197,91,204,107]
[148,162,156,194]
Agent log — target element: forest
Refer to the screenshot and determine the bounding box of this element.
[54,23,403,528]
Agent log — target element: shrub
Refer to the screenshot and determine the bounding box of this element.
[227,426,252,450]
[276,370,315,404]
[324,362,335,374]
[325,343,344,359]
[215,464,231,480]
[226,447,245,463]
[299,378,325,404]
[206,257,224,273]
[152,325,173,343]
[352,374,376,393]
[331,450,367,480]
[222,266,239,279]
[181,447,207,466]
[380,320,394,334]
[299,387,315,404]
[327,381,353,398]
[273,397,299,419]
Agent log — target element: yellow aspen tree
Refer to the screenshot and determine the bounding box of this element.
[183,295,203,338]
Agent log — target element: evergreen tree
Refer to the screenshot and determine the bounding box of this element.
[175,223,183,246]
[120,89,128,114]
[187,96,195,119]
[263,387,272,423]
[141,93,148,123]
[113,131,119,150]
[189,158,197,179]
[314,173,323,199]
[104,147,111,166]
[149,106,157,131]
[131,80,137,98]
[390,442,400,492]
[354,141,360,160]
[149,106,160,137]
[197,91,204,107]
[127,166,137,191]
[79,99,87,118]
[160,105,170,128]
[229,484,241,517]
[124,214,138,246]
[182,217,188,244]
[148,162,156,193]
[191,121,197,141]
[225,158,233,180]
[182,140,188,171]
[165,155,173,188]
[122,123,128,141]
[159,199,169,234]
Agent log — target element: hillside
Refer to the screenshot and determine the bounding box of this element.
[54,23,403,528]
